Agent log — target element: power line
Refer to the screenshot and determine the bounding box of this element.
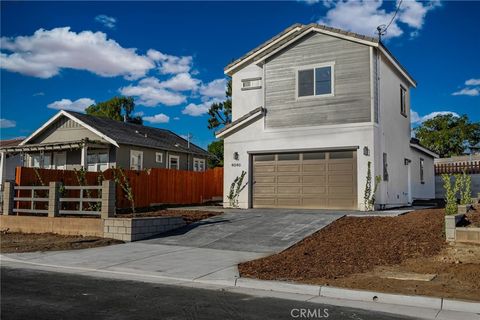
[377,0,403,41]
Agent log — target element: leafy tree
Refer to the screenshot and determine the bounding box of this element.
[207,78,232,130]
[414,114,480,158]
[207,140,224,168]
[85,96,143,124]
[206,78,231,167]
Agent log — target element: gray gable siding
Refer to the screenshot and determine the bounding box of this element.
[264,32,372,128]
[29,117,106,144]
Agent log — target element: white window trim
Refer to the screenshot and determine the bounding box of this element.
[295,61,335,100]
[241,77,262,91]
[155,152,163,163]
[130,150,144,170]
[193,158,206,172]
[168,155,180,170]
[86,149,109,172]
[400,85,407,117]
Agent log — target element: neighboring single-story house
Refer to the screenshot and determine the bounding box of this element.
[0,110,210,173]
[217,23,438,210]
[0,138,23,187]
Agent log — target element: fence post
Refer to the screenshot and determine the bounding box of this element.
[3,181,14,215]
[101,180,115,218]
[48,181,61,217]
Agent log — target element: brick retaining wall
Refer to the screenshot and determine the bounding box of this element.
[103,217,186,241]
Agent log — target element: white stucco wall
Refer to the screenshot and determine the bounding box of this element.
[410,148,435,199]
[223,119,375,210]
[374,54,413,208]
[231,63,263,121]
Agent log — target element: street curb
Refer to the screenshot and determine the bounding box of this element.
[233,277,480,314]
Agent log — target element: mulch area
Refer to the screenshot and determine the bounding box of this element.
[0,232,123,254]
[239,208,445,282]
[115,209,221,224]
[463,208,480,227]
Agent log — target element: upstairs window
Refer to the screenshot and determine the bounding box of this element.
[241,77,262,90]
[400,85,407,117]
[297,63,334,98]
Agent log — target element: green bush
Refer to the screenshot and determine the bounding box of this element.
[442,174,461,215]
[459,171,472,205]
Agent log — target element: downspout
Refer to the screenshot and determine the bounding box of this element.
[376,45,387,209]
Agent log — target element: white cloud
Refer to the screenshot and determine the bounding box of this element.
[411,110,459,124]
[147,49,193,75]
[182,101,211,117]
[465,79,480,86]
[120,78,186,107]
[0,27,154,79]
[156,73,200,91]
[95,15,117,29]
[0,118,16,128]
[298,0,321,4]
[318,0,440,40]
[143,113,170,124]
[173,117,180,120]
[199,78,227,100]
[47,98,95,112]
[133,111,144,117]
[452,88,479,97]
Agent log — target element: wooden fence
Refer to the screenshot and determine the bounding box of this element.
[434,161,480,175]
[15,166,224,210]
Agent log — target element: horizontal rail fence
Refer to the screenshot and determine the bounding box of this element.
[434,161,480,175]
[59,185,102,215]
[13,185,49,215]
[15,166,224,210]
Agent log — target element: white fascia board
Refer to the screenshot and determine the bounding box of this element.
[224,26,303,76]
[20,111,65,146]
[378,46,416,88]
[410,143,438,158]
[20,110,119,148]
[215,109,264,139]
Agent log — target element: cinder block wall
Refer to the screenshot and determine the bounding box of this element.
[103,217,186,241]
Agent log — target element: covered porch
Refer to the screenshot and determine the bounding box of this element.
[0,139,115,173]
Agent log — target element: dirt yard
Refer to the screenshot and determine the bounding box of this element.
[1,231,123,254]
[116,209,221,224]
[239,208,480,301]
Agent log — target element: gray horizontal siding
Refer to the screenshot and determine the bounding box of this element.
[265,32,372,128]
[30,117,105,144]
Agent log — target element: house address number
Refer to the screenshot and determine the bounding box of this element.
[231,163,241,167]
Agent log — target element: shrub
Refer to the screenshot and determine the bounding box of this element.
[364,161,382,211]
[227,171,247,208]
[459,171,472,205]
[442,174,461,215]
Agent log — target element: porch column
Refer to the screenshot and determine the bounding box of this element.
[0,151,5,188]
[81,145,88,169]
[3,181,14,215]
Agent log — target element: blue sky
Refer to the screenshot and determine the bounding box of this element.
[1,1,479,148]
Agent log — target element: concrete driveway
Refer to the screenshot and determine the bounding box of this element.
[3,210,344,285]
[145,209,344,253]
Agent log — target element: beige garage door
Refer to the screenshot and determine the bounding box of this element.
[253,150,357,209]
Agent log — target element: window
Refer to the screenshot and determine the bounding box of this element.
[193,158,205,172]
[30,154,41,168]
[168,155,180,170]
[383,153,389,181]
[303,152,326,160]
[400,85,407,116]
[297,64,334,98]
[54,152,66,170]
[330,151,353,159]
[130,150,143,170]
[241,77,262,90]
[155,152,163,163]
[87,150,109,172]
[254,154,275,162]
[29,152,51,169]
[278,153,299,161]
[420,158,425,184]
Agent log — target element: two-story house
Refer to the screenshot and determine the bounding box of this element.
[216,23,437,210]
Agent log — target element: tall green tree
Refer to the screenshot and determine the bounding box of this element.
[85,96,143,124]
[207,78,232,130]
[207,140,224,168]
[206,78,231,167]
[414,114,480,158]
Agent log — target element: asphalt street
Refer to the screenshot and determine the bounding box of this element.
[0,267,418,320]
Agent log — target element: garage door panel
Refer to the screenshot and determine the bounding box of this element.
[253,150,357,210]
[302,186,327,195]
[255,176,276,183]
[278,175,301,183]
[278,186,301,194]
[303,164,326,172]
[254,165,276,173]
[277,164,300,172]
[302,175,326,184]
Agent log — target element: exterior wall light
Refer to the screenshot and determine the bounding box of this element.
[233,152,239,160]
[363,146,370,156]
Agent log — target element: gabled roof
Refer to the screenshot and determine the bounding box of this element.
[225,23,416,87]
[0,138,23,148]
[21,110,210,157]
[410,138,438,158]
